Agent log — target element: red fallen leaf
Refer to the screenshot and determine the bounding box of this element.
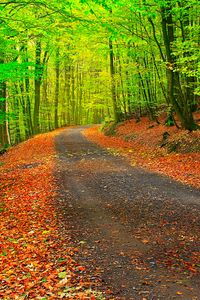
[106,289,113,294]
[78,266,86,271]
[0,129,102,299]
[187,266,197,273]
[161,220,168,226]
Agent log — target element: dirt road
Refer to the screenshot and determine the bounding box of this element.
[54,127,200,300]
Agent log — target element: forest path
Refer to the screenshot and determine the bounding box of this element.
[54,126,200,300]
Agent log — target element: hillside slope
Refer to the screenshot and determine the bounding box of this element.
[84,117,200,189]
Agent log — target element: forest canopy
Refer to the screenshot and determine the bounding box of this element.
[0,0,200,149]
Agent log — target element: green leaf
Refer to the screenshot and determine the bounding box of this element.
[57,257,65,262]
[41,277,47,282]
[58,271,67,279]
[8,238,19,244]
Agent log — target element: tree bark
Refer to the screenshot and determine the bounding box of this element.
[0,63,8,147]
[54,47,60,129]
[33,39,42,134]
[109,38,120,122]
[161,5,198,130]
[64,64,71,125]
[24,45,33,136]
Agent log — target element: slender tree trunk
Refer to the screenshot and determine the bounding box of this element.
[75,64,79,124]
[5,99,11,145]
[13,93,21,144]
[54,48,60,129]
[117,51,127,117]
[125,46,133,115]
[24,46,33,136]
[71,66,75,124]
[79,71,83,124]
[109,38,120,122]
[64,64,71,125]
[19,82,30,139]
[33,39,42,134]
[0,78,8,148]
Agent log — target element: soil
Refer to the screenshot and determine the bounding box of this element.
[54,126,200,300]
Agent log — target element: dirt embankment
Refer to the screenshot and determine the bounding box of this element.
[83,118,200,189]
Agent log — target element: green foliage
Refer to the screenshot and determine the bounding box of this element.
[0,62,34,82]
[0,0,199,147]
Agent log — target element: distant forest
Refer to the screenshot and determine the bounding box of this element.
[0,0,200,149]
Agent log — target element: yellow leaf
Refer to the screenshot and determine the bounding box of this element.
[142,239,149,244]
[176,291,183,295]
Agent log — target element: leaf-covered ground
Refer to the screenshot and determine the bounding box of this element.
[83,118,200,189]
[0,122,200,299]
[0,130,103,300]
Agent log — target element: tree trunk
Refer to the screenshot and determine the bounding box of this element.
[24,45,33,136]
[54,47,60,129]
[71,66,75,124]
[64,65,71,125]
[5,99,11,145]
[109,38,120,122]
[19,82,30,139]
[33,39,42,134]
[13,92,21,144]
[0,79,8,148]
[161,5,198,130]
